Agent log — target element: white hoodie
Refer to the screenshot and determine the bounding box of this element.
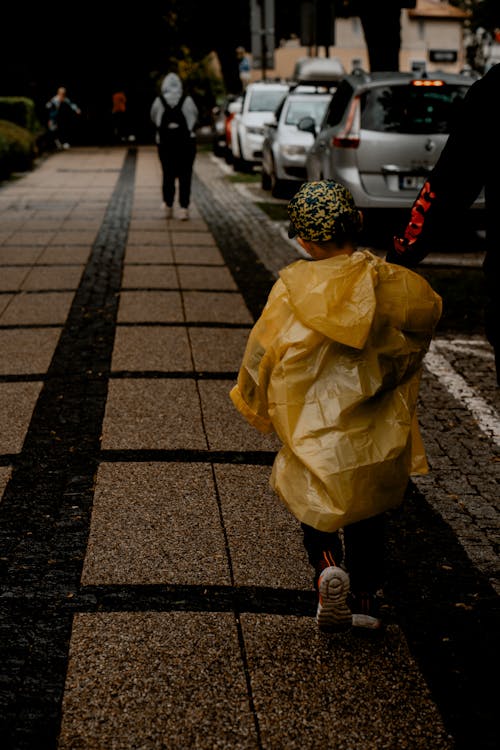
[150,73,199,143]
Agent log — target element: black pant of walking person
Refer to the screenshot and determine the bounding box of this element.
[158,138,196,220]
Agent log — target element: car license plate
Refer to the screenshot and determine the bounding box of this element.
[399,175,425,190]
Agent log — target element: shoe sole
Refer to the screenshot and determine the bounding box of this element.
[316,567,351,632]
[352,613,382,630]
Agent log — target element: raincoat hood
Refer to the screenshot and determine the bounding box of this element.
[230,250,442,532]
[161,73,183,107]
[279,252,378,349]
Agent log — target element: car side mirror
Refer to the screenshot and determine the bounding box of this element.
[297,116,316,135]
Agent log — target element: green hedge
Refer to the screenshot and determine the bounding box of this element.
[0,119,36,180]
[0,96,42,132]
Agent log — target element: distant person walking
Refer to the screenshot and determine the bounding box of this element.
[387,63,500,386]
[111,90,128,142]
[236,46,251,91]
[150,73,199,221]
[46,86,81,150]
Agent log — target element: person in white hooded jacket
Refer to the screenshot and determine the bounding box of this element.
[230,180,442,632]
[150,72,199,220]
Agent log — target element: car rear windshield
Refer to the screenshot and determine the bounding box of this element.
[360,83,470,134]
[284,97,331,126]
[248,89,288,112]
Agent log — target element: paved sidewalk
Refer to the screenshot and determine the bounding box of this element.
[0,146,498,749]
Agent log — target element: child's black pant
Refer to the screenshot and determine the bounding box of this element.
[301,514,385,594]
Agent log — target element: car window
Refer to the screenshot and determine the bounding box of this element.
[284,98,331,126]
[324,80,354,126]
[360,83,470,134]
[248,89,288,112]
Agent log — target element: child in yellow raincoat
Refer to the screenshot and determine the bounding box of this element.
[230,180,442,632]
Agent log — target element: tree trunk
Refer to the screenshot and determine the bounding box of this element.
[358,4,402,71]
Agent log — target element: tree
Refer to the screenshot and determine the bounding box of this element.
[335,1,417,72]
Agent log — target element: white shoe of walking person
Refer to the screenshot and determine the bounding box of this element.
[316,566,351,632]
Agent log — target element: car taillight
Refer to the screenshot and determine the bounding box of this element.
[411,79,445,87]
[332,97,360,149]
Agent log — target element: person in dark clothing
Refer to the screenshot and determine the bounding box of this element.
[387,63,500,385]
[150,73,199,221]
[45,86,81,150]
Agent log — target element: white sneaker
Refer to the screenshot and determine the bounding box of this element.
[62,142,70,150]
[179,208,189,221]
[316,566,351,632]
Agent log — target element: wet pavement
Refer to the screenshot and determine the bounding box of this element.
[0,145,498,749]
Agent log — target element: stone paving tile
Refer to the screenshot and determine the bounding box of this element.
[37,246,91,264]
[59,220,102,230]
[124,245,174,264]
[0,294,14,316]
[0,291,74,324]
[127,230,169,246]
[50,231,98,245]
[199,380,281,453]
[183,291,252,324]
[81,462,230,585]
[172,245,224,264]
[0,382,43,453]
[0,247,44,264]
[20,266,84,290]
[58,612,255,750]
[177,265,237,290]
[214,464,311,590]
[121,265,178,289]
[241,617,453,750]
[111,327,192,371]
[0,328,61,374]
[6,231,55,245]
[0,267,30,291]
[189,327,250,371]
[171,231,217,247]
[116,291,183,323]
[11,219,64,231]
[101,379,207,450]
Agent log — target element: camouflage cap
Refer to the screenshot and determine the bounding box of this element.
[288,180,362,242]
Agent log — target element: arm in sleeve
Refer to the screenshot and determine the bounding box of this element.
[388,73,488,267]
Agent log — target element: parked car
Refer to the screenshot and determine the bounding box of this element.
[261,85,335,198]
[230,80,289,172]
[292,55,344,84]
[211,95,242,163]
[304,67,485,237]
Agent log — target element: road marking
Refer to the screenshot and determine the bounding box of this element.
[425,342,500,446]
[433,338,495,360]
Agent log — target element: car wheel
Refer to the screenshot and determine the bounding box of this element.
[270,168,287,199]
[261,167,271,190]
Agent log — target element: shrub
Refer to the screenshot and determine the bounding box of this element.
[0,96,42,133]
[0,119,37,180]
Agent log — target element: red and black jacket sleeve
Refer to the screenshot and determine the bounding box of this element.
[386,68,494,268]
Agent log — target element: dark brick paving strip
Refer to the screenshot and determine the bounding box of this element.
[0,150,138,749]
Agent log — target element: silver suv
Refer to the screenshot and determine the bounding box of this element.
[304,68,485,232]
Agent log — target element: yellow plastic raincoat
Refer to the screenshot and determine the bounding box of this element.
[230,250,442,532]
